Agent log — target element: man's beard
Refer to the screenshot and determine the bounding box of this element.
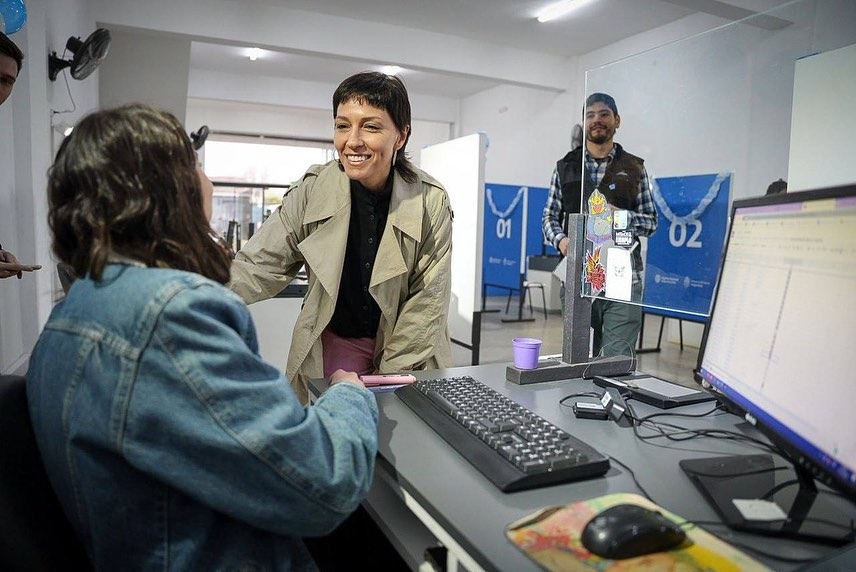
[587,131,611,145]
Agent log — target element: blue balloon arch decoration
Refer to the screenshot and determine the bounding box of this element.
[1,0,28,35]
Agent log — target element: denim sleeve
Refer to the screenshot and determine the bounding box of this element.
[122,284,378,537]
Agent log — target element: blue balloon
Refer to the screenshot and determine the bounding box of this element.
[0,0,28,35]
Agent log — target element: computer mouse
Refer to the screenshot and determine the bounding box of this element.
[580,503,688,559]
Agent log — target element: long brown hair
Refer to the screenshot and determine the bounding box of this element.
[47,104,231,283]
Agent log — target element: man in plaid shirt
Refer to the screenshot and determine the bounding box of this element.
[542,93,657,357]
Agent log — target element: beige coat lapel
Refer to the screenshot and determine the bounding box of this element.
[370,174,423,317]
[298,167,350,319]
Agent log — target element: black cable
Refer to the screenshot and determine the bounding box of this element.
[627,402,781,455]
[50,47,77,115]
[567,391,851,559]
[607,454,653,502]
[558,392,600,408]
[635,402,726,421]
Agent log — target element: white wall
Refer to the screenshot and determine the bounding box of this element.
[188,68,461,126]
[1,0,99,374]
[575,0,856,347]
[788,42,856,191]
[89,0,568,92]
[99,28,191,124]
[459,84,573,188]
[582,0,856,202]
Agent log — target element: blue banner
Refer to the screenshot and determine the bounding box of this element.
[482,184,553,296]
[526,186,556,258]
[643,173,731,319]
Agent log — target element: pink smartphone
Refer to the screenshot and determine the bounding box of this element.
[359,374,416,387]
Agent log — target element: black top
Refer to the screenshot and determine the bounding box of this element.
[328,175,393,338]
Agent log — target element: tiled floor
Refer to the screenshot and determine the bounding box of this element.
[452,297,700,388]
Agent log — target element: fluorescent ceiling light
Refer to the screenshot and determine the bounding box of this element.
[247,47,262,61]
[536,0,594,23]
[380,65,404,75]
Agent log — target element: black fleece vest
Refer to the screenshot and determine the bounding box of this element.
[556,143,645,270]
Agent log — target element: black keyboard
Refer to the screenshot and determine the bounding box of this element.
[395,376,610,492]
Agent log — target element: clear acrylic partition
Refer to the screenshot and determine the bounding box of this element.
[580,0,856,318]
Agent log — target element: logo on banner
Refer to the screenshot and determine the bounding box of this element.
[644,172,732,317]
[652,172,729,250]
[486,186,526,240]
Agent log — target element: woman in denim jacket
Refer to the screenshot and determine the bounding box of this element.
[26,104,378,571]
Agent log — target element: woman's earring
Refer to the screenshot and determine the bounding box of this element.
[334,149,344,171]
[392,149,398,166]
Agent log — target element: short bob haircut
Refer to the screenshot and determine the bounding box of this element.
[47,104,232,284]
[332,71,417,183]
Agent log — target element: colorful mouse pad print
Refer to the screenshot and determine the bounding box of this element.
[506,492,768,571]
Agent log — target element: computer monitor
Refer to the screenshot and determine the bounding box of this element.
[683,184,856,545]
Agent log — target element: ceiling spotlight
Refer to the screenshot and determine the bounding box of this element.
[380,65,404,76]
[248,47,262,61]
[536,0,594,23]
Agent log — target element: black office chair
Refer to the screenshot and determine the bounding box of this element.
[0,375,93,571]
[504,280,548,320]
[56,262,78,294]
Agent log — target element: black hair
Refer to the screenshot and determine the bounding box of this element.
[765,178,787,195]
[585,92,618,116]
[0,31,24,73]
[332,71,417,183]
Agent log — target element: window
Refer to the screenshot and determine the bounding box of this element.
[202,136,334,245]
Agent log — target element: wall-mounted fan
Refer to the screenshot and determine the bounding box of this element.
[49,28,111,82]
[191,125,210,150]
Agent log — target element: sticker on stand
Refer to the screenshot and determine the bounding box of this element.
[614,229,634,247]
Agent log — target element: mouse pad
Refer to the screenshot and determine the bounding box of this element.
[505,493,768,571]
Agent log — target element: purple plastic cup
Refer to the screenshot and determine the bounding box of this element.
[512,337,542,370]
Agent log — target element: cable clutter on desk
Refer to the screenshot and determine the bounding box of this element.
[558,385,854,564]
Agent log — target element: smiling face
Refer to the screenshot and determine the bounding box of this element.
[585,101,620,146]
[334,98,408,192]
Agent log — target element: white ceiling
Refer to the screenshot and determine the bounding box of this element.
[187,0,792,98]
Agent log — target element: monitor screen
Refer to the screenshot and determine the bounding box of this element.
[688,184,856,543]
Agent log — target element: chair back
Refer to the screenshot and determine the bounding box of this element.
[56,262,77,294]
[0,375,92,571]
